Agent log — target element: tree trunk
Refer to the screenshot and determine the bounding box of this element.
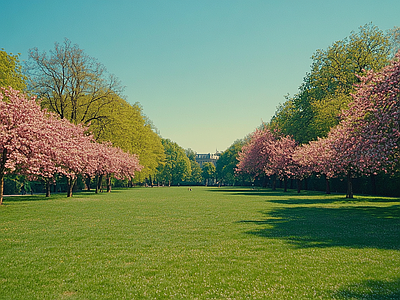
[283,177,288,192]
[106,175,111,193]
[346,170,353,199]
[297,179,301,193]
[272,175,276,191]
[85,175,91,191]
[67,177,76,197]
[96,174,103,193]
[45,180,51,197]
[325,175,331,194]
[0,175,4,205]
[304,177,308,190]
[0,148,7,205]
[370,174,377,195]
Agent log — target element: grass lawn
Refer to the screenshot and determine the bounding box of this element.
[0,186,399,299]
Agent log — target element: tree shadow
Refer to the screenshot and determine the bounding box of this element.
[2,194,48,202]
[333,278,400,299]
[209,187,400,205]
[269,195,400,205]
[2,191,105,203]
[207,187,300,197]
[240,205,400,250]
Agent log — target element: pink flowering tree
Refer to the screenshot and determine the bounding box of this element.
[236,127,277,187]
[87,142,142,193]
[294,137,335,194]
[295,52,400,198]
[237,127,302,191]
[0,88,64,203]
[0,87,141,202]
[265,135,299,192]
[328,52,400,198]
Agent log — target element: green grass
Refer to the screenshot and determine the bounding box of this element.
[0,187,399,299]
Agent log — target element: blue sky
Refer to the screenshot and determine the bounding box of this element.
[3,0,400,153]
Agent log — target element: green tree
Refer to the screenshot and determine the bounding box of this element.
[202,162,216,186]
[188,160,203,184]
[94,99,164,184]
[270,23,392,144]
[0,49,26,91]
[26,39,123,127]
[216,140,245,185]
[156,139,191,186]
[185,149,203,184]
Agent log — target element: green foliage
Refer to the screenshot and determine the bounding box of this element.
[26,40,164,183]
[202,162,216,186]
[270,23,392,143]
[156,139,191,185]
[1,187,399,298]
[0,49,26,91]
[93,99,165,183]
[26,39,123,126]
[185,149,203,184]
[216,139,245,185]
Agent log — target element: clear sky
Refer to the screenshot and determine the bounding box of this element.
[3,0,400,153]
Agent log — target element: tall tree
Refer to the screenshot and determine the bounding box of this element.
[156,139,191,186]
[0,49,26,91]
[295,51,400,198]
[270,23,392,143]
[26,39,123,127]
[202,162,216,186]
[216,140,245,185]
[94,99,164,184]
[185,149,203,184]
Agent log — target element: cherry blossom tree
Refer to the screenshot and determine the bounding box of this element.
[330,52,400,197]
[294,51,400,198]
[0,87,62,204]
[85,141,142,193]
[237,127,301,191]
[0,87,142,202]
[265,135,299,192]
[236,127,276,187]
[236,127,275,176]
[294,137,335,194]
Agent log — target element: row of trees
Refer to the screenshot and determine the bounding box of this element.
[0,88,142,204]
[1,40,166,197]
[2,24,399,198]
[236,38,400,198]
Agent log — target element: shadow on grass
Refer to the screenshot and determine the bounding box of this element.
[2,191,108,203]
[333,278,400,299]
[240,205,400,250]
[209,187,400,204]
[208,187,301,197]
[270,195,400,205]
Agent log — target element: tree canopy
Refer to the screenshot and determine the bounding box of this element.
[269,24,393,143]
[156,139,191,186]
[0,50,26,91]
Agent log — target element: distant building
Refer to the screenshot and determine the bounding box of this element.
[195,152,220,168]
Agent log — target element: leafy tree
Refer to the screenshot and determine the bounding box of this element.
[295,51,400,198]
[94,99,164,184]
[26,39,162,184]
[388,26,400,57]
[0,49,26,91]
[0,88,142,202]
[202,162,216,186]
[185,149,203,184]
[216,140,245,185]
[156,139,191,186]
[26,39,123,127]
[270,23,392,143]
